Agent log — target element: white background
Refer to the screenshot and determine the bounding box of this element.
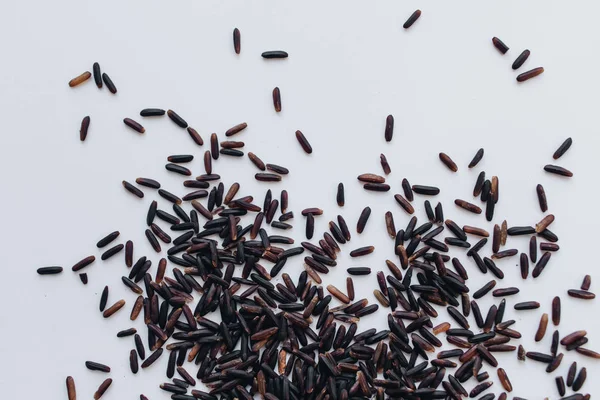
[0,1,598,398]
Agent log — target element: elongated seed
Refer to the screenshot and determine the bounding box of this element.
[357,207,371,233]
[463,225,489,237]
[439,153,458,172]
[514,301,540,310]
[394,194,414,214]
[403,10,421,29]
[85,361,111,373]
[517,67,544,82]
[380,154,391,174]
[573,367,587,391]
[272,87,281,112]
[167,110,187,128]
[581,275,591,291]
[535,313,549,341]
[536,184,548,212]
[124,118,145,133]
[262,51,288,59]
[497,368,512,392]
[568,289,595,299]
[295,130,312,154]
[384,114,394,141]
[66,376,76,400]
[123,181,144,198]
[412,185,440,195]
[454,199,481,214]
[140,108,165,117]
[536,214,555,233]
[492,37,509,54]
[358,173,385,183]
[553,137,573,160]
[69,71,91,87]
[93,378,112,400]
[103,299,125,318]
[336,183,344,207]
[512,49,530,70]
[233,28,241,54]
[349,246,374,257]
[92,62,102,88]
[469,148,484,168]
[80,116,90,141]
[544,164,573,176]
[102,73,117,94]
[385,211,396,238]
[327,285,350,304]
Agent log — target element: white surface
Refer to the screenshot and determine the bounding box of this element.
[0,1,598,398]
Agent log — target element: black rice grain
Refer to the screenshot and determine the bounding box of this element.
[492,37,509,54]
[167,110,187,128]
[553,137,573,160]
[403,10,421,29]
[512,49,530,70]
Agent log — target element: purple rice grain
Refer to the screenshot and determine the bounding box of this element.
[469,148,484,168]
[122,181,143,198]
[540,242,560,251]
[517,67,544,82]
[535,313,549,342]
[403,9,421,29]
[80,116,90,141]
[166,163,192,176]
[72,255,95,272]
[573,367,587,391]
[492,248,518,259]
[581,275,591,291]
[101,244,124,261]
[103,299,125,318]
[347,267,371,276]
[102,73,117,94]
[530,235,537,262]
[123,118,145,133]
[37,266,63,275]
[93,378,112,400]
[380,153,391,174]
[272,87,281,112]
[556,376,566,396]
[553,137,573,160]
[514,301,540,310]
[492,37,509,54]
[167,109,187,128]
[493,287,519,297]
[186,127,203,146]
[454,199,481,214]
[439,153,458,172]
[394,194,414,214]
[568,289,595,300]
[384,114,394,141]
[233,28,241,54]
[532,251,551,278]
[520,253,529,279]
[512,49,530,70]
[536,184,548,212]
[140,108,165,117]
[544,164,573,177]
[357,206,371,233]
[261,51,288,59]
[210,133,219,160]
[363,182,390,191]
[92,62,102,88]
[349,246,374,257]
[412,185,440,195]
